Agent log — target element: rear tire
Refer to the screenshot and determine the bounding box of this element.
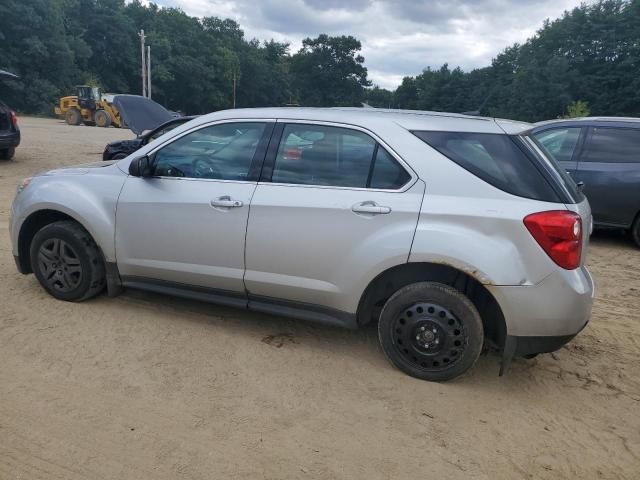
[632,215,640,248]
[29,221,106,302]
[94,110,112,128]
[378,282,484,382]
[0,147,15,160]
[65,108,81,126]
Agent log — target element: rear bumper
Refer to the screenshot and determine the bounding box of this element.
[488,266,594,340]
[0,130,20,149]
[509,332,582,357]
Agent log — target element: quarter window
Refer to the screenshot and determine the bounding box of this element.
[533,127,581,163]
[414,130,560,202]
[369,147,411,189]
[582,127,640,163]
[152,122,266,180]
[271,124,410,189]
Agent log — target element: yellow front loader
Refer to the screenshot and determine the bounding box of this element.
[54,86,124,128]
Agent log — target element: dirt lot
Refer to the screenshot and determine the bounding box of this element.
[1,117,639,479]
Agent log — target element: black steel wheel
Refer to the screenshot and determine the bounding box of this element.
[30,221,106,302]
[378,282,484,382]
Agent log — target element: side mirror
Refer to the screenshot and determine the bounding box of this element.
[128,155,152,178]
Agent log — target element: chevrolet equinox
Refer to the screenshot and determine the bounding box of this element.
[10,108,594,381]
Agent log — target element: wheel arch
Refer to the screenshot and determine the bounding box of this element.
[17,209,102,274]
[356,262,507,348]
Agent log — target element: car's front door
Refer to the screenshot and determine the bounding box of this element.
[532,126,584,178]
[574,126,640,227]
[116,121,272,298]
[244,122,425,320]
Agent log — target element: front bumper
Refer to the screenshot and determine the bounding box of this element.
[488,266,594,341]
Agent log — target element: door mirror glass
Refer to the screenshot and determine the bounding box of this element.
[129,155,152,178]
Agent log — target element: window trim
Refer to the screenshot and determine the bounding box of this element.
[144,119,276,183]
[259,120,417,193]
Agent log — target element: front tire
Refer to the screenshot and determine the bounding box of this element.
[30,221,106,302]
[378,282,484,382]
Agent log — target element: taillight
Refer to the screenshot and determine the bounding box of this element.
[10,111,17,127]
[524,211,582,270]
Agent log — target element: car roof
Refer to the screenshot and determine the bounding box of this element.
[534,116,640,130]
[191,107,532,135]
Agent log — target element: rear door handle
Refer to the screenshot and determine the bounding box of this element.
[352,201,392,215]
[211,196,243,208]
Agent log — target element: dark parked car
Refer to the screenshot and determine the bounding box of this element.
[102,115,196,160]
[532,117,640,247]
[0,69,20,160]
[0,100,19,160]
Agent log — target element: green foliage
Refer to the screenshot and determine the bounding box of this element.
[290,34,371,106]
[392,0,640,121]
[565,100,591,118]
[0,0,639,121]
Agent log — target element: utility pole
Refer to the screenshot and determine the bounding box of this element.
[139,29,147,97]
[232,72,236,109]
[147,45,151,99]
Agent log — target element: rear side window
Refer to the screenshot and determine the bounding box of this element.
[271,124,410,189]
[582,127,640,163]
[533,127,581,163]
[413,131,560,202]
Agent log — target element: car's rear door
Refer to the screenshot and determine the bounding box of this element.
[244,121,425,321]
[574,126,640,227]
[115,120,273,300]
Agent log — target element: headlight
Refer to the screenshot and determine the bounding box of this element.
[16,177,32,195]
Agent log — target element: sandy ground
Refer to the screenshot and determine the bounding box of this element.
[0,117,639,479]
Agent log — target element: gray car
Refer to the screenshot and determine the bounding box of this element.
[9,108,594,381]
[532,117,640,247]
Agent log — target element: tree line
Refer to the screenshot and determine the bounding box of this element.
[0,0,638,122]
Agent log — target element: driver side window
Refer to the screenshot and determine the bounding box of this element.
[152,122,266,180]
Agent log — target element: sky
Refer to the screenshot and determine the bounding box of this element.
[139,0,593,89]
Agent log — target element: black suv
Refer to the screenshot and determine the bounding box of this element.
[0,69,20,160]
[103,116,196,160]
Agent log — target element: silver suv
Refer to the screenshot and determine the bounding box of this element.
[10,108,594,381]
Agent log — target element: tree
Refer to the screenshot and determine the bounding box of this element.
[290,34,370,106]
[565,100,591,118]
[365,86,394,108]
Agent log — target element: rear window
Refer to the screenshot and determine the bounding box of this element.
[413,131,561,202]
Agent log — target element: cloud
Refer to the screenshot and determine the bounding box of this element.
[135,0,594,89]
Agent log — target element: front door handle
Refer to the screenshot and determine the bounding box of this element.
[211,196,243,208]
[352,201,392,215]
